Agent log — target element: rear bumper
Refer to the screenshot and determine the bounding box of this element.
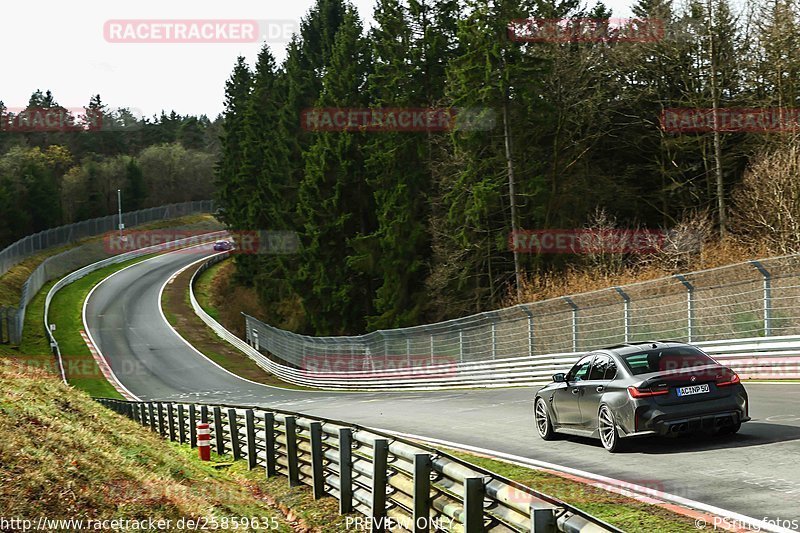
[649,410,748,436]
[629,391,749,436]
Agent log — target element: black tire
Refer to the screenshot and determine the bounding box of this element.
[534,397,557,440]
[598,405,626,453]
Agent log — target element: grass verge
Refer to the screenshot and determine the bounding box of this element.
[443,447,698,532]
[0,213,219,308]
[0,358,350,532]
[46,255,157,398]
[161,261,312,390]
[194,258,225,322]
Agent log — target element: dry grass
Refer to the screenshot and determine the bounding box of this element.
[0,358,350,532]
[206,260,269,338]
[0,213,220,308]
[506,238,771,307]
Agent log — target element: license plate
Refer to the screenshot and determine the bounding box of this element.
[677,384,710,397]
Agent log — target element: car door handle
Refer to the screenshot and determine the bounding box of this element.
[571,388,581,395]
[596,386,605,393]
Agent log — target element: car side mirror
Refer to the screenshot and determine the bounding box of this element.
[553,373,566,383]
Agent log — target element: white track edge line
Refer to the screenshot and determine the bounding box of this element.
[82,258,148,402]
[155,252,331,393]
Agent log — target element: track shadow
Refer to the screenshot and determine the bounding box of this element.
[550,421,800,453]
[627,421,800,454]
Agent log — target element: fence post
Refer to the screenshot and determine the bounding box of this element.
[264,412,277,477]
[675,275,695,342]
[157,403,166,437]
[167,404,176,441]
[148,403,156,433]
[189,404,197,447]
[459,330,464,363]
[245,409,257,470]
[201,405,209,423]
[140,403,148,428]
[371,438,389,533]
[614,287,631,343]
[563,297,579,352]
[413,453,431,533]
[285,416,300,487]
[309,421,325,499]
[750,261,772,337]
[178,405,186,444]
[227,408,241,460]
[213,407,225,455]
[522,307,535,356]
[463,477,484,533]
[491,321,497,360]
[338,428,353,514]
[429,334,434,365]
[530,503,556,533]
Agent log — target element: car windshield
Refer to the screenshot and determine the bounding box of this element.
[621,346,717,376]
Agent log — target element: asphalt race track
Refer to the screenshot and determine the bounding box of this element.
[85,246,800,526]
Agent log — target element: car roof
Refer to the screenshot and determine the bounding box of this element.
[593,340,691,358]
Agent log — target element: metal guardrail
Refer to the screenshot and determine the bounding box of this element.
[189,256,800,389]
[96,397,620,533]
[45,232,226,383]
[4,200,215,344]
[0,200,215,277]
[237,254,800,387]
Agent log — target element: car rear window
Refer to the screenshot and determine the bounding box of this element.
[622,347,717,375]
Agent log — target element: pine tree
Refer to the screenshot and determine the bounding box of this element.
[124,157,146,210]
[297,6,374,334]
[428,0,547,316]
[215,57,252,230]
[238,45,297,322]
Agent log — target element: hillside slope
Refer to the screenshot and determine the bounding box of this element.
[0,359,345,532]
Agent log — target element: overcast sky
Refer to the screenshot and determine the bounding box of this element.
[2,0,636,119]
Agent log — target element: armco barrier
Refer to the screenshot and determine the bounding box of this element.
[96,397,620,533]
[45,232,226,383]
[241,253,800,378]
[0,200,215,277]
[4,200,215,343]
[193,255,800,389]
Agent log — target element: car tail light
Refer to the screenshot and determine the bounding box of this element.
[716,372,740,387]
[627,385,669,398]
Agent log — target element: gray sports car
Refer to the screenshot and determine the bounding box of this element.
[534,341,749,452]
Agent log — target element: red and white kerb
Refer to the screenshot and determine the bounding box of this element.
[197,422,211,461]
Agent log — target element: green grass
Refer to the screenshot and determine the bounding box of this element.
[0,213,220,308]
[194,259,225,321]
[47,255,156,398]
[442,447,698,532]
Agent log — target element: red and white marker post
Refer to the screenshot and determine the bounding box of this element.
[197,422,211,461]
